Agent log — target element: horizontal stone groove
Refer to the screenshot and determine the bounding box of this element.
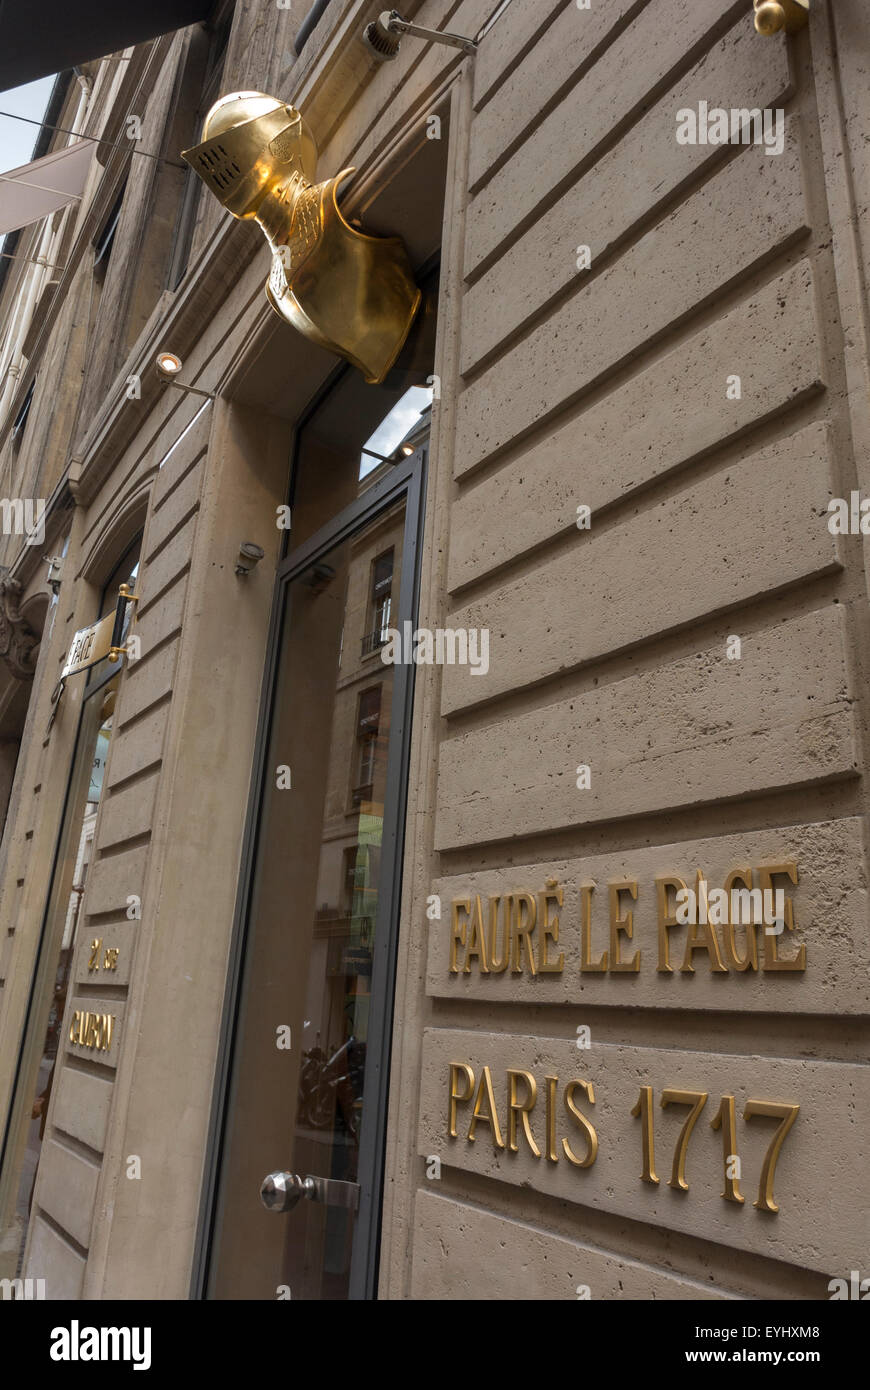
[134,566,190,623]
[458,129,809,476]
[62,1055,117,1083]
[456,234,813,491]
[472,0,574,115]
[466,0,753,276]
[426,1006,870,1054]
[469,0,649,192]
[435,779,862,874]
[81,909,141,928]
[465,12,792,354]
[34,1205,89,1260]
[116,688,171,735]
[444,420,841,715]
[421,1176,827,1299]
[435,766,859,858]
[72,982,128,1001]
[105,757,163,796]
[94,830,151,861]
[143,503,200,570]
[49,1127,104,1168]
[441,574,846,735]
[152,444,206,513]
[449,390,827,600]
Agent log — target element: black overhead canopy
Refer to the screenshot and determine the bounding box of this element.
[0,0,213,92]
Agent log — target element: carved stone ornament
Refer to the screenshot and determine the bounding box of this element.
[0,572,40,680]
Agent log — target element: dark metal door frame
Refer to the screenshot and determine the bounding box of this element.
[192,443,426,1300]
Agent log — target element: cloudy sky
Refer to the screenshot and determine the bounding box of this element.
[0,76,56,174]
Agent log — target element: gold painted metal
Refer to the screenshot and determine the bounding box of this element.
[544,1075,559,1163]
[562,1080,598,1169]
[758,861,806,971]
[510,891,537,975]
[182,91,421,384]
[108,584,140,663]
[580,881,607,972]
[68,1010,115,1052]
[488,893,510,974]
[721,867,759,972]
[753,0,809,36]
[449,899,469,974]
[87,939,119,972]
[630,1085,659,1185]
[448,1062,475,1137]
[744,1098,800,1212]
[710,1094,745,1204]
[608,878,641,972]
[468,1065,505,1147]
[681,868,728,974]
[464,895,489,974]
[654,874,686,974]
[660,1088,709,1192]
[537,879,565,973]
[506,1068,540,1157]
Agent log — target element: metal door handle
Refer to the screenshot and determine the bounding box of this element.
[260,1171,360,1213]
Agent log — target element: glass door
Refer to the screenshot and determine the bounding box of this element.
[201,444,424,1300]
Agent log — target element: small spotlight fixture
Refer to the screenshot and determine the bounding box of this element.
[235,542,265,577]
[43,555,63,596]
[362,9,477,62]
[401,444,414,457]
[154,351,216,399]
[155,351,183,379]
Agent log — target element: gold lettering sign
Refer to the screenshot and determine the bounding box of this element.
[447,1062,798,1213]
[449,861,805,978]
[68,1009,115,1053]
[61,611,115,680]
[87,938,120,972]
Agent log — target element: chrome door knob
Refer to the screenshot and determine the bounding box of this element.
[259,1171,315,1212]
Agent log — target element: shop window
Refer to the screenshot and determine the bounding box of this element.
[0,533,142,1279]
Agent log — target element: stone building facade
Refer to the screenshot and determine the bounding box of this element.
[0,0,867,1300]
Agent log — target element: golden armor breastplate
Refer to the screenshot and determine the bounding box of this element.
[182,92,421,385]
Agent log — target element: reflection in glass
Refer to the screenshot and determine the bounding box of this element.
[359,385,433,479]
[209,500,406,1300]
[0,679,118,1278]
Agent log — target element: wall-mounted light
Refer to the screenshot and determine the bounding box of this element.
[235,542,265,577]
[43,554,63,596]
[753,0,808,36]
[362,9,477,61]
[155,351,215,399]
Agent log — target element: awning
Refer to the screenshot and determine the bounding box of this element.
[0,1,213,92]
[0,139,95,234]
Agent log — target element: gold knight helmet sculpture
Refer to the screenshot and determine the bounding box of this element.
[182,91,421,384]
